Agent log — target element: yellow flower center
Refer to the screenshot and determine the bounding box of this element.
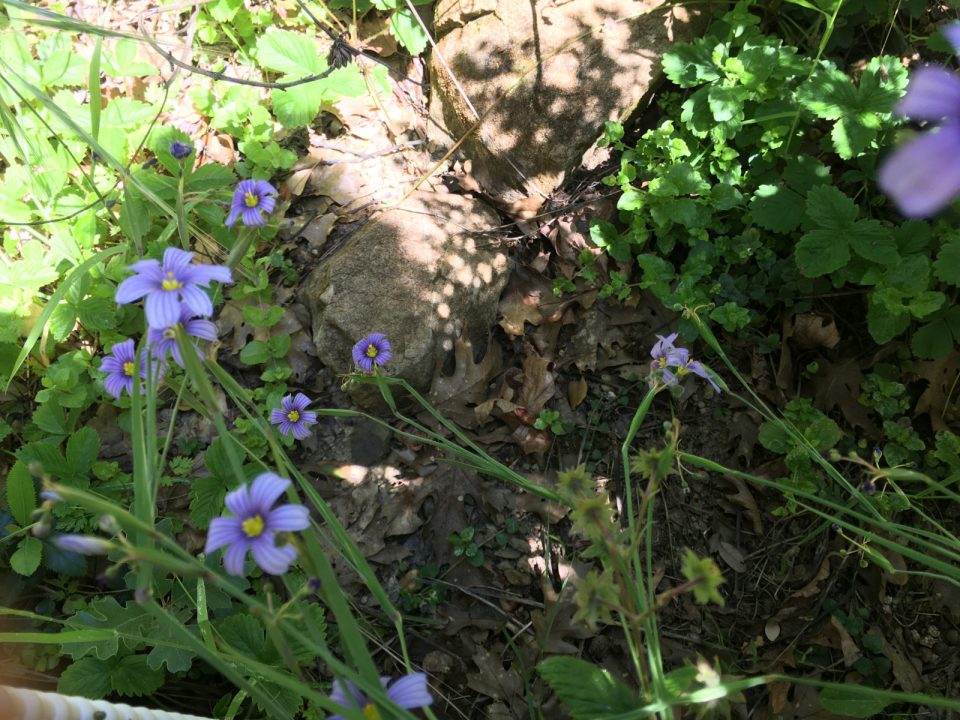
[163,327,177,340]
[365,344,379,358]
[244,192,259,208]
[287,410,300,423]
[241,515,265,538]
[363,704,381,720]
[162,272,182,291]
[657,357,667,368]
[123,361,135,377]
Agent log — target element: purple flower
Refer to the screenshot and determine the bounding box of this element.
[328,673,433,720]
[226,179,278,227]
[147,305,219,367]
[204,473,310,576]
[649,333,721,393]
[99,339,160,399]
[115,247,233,329]
[270,393,318,440]
[53,534,112,555]
[169,141,193,160]
[352,333,393,373]
[877,24,960,217]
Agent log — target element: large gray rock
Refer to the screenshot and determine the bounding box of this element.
[429,0,708,204]
[304,191,508,398]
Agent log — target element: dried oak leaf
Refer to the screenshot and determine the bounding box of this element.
[812,358,877,433]
[789,313,840,350]
[914,352,960,432]
[426,337,502,429]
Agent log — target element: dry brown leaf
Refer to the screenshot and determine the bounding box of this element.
[812,359,877,433]
[874,626,923,693]
[829,615,861,666]
[718,541,746,573]
[567,376,588,410]
[517,354,555,416]
[467,647,523,700]
[723,473,764,534]
[914,352,960,432]
[790,313,840,350]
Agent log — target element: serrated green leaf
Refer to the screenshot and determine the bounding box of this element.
[110,654,165,697]
[805,185,858,229]
[934,234,960,285]
[77,297,116,331]
[662,40,720,88]
[186,163,237,193]
[707,84,743,125]
[538,657,635,720]
[10,536,42,576]
[48,302,77,342]
[66,427,100,476]
[59,657,114,698]
[867,295,911,344]
[750,184,805,234]
[6,460,36,526]
[907,290,946,318]
[239,340,272,365]
[257,29,326,76]
[848,219,897,265]
[243,305,284,328]
[216,614,267,659]
[270,83,328,128]
[62,596,156,660]
[189,476,227,529]
[795,229,849,277]
[389,8,428,55]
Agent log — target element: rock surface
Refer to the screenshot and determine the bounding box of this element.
[429,0,708,204]
[303,191,508,399]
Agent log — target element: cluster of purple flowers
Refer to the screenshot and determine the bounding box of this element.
[649,333,721,393]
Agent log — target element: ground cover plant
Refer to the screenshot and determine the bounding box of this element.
[1,0,960,718]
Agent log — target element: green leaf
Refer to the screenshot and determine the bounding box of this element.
[847,219,897,265]
[538,657,636,720]
[709,302,751,331]
[661,40,720,88]
[6,460,36,526]
[257,29,326,76]
[271,83,328,129]
[10,536,42,576]
[912,320,954,359]
[818,686,890,718]
[867,294,911,344]
[59,657,114,698]
[189,476,227,529]
[186,164,237,193]
[239,340,272,365]
[66,426,100,476]
[750,184,805,234]
[389,8,428,55]
[111,654,165,697]
[934,233,960,286]
[907,290,946,318]
[62,596,156,660]
[76,296,116,331]
[805,185,857,229]
[216,614,267,659]
[795,229,849,277]
[243,305,284,328]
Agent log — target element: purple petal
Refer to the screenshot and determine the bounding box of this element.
[895,66,960,121]
[223,542,249,576]
[100,356,123,374]
[277,421,293,437]
[225,207,242,227]
[249,473,290,513]
[878,122,960,217]
[663,347,690,367]
[113,339,136,362]
[280,394,294,412]
[330,679,365,710]
[291,422,312,440]
[242,207,265,227]
[292,393,312,411]
[180,285,214,318]
[374,347,392,365]
[251,536,298,575]
[252,179,278,197]
[237,179,256,195]
[224,484,253,517]
[145,291,182,329]
[115,273,158,305]
[945,23,960,55]
[270,408,288,425]
[356,356,374,373]
[162,248,194,276]
[650,333,679,360]
[352,341,366,365]
[103,374,126,399]
[387,673,433,710]
[299,411,317,425]
[181,263,234,287]
[685,360,721,393]
[185,318,219,341]
[205,517,243,553]
[258,195,277,215]
[266,504,310,532]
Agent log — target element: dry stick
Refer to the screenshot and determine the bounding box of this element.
[395,1,700,208]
